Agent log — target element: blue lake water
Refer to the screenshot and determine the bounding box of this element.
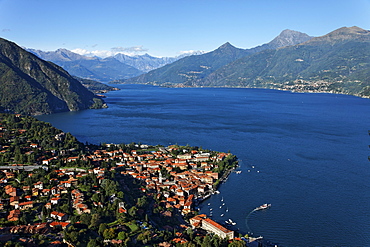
[37,84,370,246]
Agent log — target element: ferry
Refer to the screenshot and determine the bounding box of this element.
[254,203,271,211]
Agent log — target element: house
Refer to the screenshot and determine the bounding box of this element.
[50,197,61,205]
[50,211,68,221]
[5,185,17,196]
[58,181,71,188]
[41,189,51,196]
[9,196,20,207]
[32,188,39,196]
[190,214,234,240]
[34,181,43,190]
[18,201,34,210]
[8,209,21,221]
[49,221,70,230]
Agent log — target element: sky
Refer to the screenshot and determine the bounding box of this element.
[0,0,369,58]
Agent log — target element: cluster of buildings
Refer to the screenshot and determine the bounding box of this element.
[0,122,237,243]
[118,146,229,215]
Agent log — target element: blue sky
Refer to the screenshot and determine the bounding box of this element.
[0,0,369,57]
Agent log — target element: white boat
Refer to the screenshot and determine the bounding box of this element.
[220,214,224,217]
[254,203,271,211]
[226,208,229,212]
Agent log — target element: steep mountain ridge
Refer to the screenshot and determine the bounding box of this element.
[28,48,203,82]
[124,29,313,86]
[200,26,370,97]
[28,48,143,82]
[113,52,204,72]
[0,38,105,115]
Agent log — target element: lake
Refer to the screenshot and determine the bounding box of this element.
[37,84,370,246]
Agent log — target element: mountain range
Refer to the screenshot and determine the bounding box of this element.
[124,26,370,98]
[27,48,143,83]
[27,48,203,83]
[0,38,106,115]
[123,29,313,86]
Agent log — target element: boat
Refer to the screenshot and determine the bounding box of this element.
[226,219,236,225]
[254,203,271,211]
[226,207,228,212]
[220,214,224,217]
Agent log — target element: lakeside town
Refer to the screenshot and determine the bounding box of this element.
[0,113,262,247]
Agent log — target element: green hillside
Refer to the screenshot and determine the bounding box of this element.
[0,38,106,115]
[124,42,252,86]
[122,29,312,86]
[201,26,370,97]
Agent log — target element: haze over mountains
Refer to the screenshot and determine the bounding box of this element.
[27,48,204,83]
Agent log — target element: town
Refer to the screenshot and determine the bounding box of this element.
[0,113,256,247]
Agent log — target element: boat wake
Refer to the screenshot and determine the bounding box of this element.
[245,209,256,233]
[245,204,271,234]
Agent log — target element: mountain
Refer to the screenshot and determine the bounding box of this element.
[27,48,143,83]
[0,38,106,115]
[73,76,120,94]
[250,29,312,52]
[113,51,204,72]
[28,48,203,82]
[199,26,370,97]
[123,29,312,86]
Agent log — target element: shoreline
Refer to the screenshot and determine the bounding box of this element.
[110,82,370,99]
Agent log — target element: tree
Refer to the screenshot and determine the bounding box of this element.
[117,231,128,240]
[103,228,116,240]
[80,213,92,226]
[87,239,99,247]
[128,206,138,218]
[228,240,245,247]
[98,223,107,236]
[89,213,101,230]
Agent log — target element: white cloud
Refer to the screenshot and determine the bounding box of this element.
[111,45,148,54]
[178,50,205,56]
[71,45,149,58]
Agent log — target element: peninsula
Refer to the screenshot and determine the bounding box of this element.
[0,113,248,246]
